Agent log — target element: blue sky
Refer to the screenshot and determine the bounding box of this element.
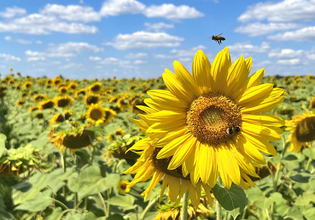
[1,0,315,79]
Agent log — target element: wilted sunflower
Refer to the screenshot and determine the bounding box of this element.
[49,126,95,152]
[286,111,315,152]
[86,103,106,125]
[38,99,55,110]
[117,180,130,194]
[132,47,284,189]
[85,94,101,106]
[124,140,214,207]
[23,81,33,90]
[88,82,102,94]
[55,96,74,108]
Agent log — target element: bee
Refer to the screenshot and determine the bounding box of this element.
[226,126,241,135]
[211,33,225,45]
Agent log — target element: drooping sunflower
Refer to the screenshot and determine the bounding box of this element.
[55,96,74,108]
[286,111,315,152]
[49,125,95,152]
[86,103,106,125]
[132,47,284,189]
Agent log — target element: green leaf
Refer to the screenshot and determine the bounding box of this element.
[290,173,311,183]
[68,172,79,193]
[0,195,15,220]
[64,211,99,220]
[105,214,124,220]
[77,166,120,200]
[15,190,53,212]
[212,183,247,219]
[47,207,64,220]
[0,133,7,157]
[105,195,136,210]
[46,167,75,193]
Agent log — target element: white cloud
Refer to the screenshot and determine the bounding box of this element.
[106,31,184,50]
[40,4,101,22]
[125,52,148,59]
[144,22,174,31]
[4,36,12,41]
[238,0,315,22]
[277,58,300,65]
[0,13,98,34]
[0,7,26,18]
[144,4,204,20]
[0,53,21,62]
[16,39,32,44]
[268,49,304,58]
[25,50,46,61]
[170,45,207,58]
[268,26,315,41]
[47,42,104,58]
[100,0,145,16]
[101,57,130,65]
[89,56,102,61]
[235,22,302,36]
[228,42,270,53]
[134,60,145,64]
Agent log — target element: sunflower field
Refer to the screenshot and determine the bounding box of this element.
[1,48,315,220]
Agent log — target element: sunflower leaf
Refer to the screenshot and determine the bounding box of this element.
[0,133,7,157]
[212,183,247,219]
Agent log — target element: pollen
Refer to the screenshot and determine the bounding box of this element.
[187,93,242,145]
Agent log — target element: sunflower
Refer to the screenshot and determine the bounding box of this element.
[29,106,39,113]
[103,108,117,125]
[55,96,74,108]
[68,82,78,91]
[124,140,214,208]
[58,86,68,95]
[86,103,106,125]
[49,126,95,152]
[309,97,315,110]
[50,113,65,125]
[88,82,102,94]
[131,48,284,189]
[85,94,101,106]
[23,81,33,90]
[53,76,63,86]
[286,111,315,152]
[33,94,47,102]
[38,99,55,110]
[16,100,26,107]
[117,180,130,194]
[75,89,86,99]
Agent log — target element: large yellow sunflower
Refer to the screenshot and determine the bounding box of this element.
[132,47,284,189]
[286,111,315,152]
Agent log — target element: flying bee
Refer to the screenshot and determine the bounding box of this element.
[226,126,241,135]
[211,33,225,45]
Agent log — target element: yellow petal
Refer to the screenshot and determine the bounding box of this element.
[236,84,274,106]
[157,133,191,159]
[245,68,265,89]
[192,50,212,93]
[242,122,282,141]
[242,113,285,127]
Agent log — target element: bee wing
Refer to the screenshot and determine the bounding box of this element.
[218,33,223,36]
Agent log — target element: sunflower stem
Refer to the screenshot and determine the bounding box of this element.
[181,190,189,220]
[216,201,223,220]
[140,198,157,220]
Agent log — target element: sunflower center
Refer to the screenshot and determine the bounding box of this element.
[90,109,103,120]
[152,148,189,180]
[296,116,315,142]
[187,93,242,145]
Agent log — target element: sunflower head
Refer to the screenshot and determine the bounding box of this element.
[38,99,55,110]
[68,82,78,91]
[50,113,65,125]
[23,81,33,90]
[53,76,63,86]
[286,111,315,152]
[33,94,47,102]
[117,180,130,194]
[49,124,95,152]
[129,47,284,190]
[86,103,106,125]
[58,86,68,95]
[16,100,26,107]
[75,89,86,99]
[85,94,101,106]
[88,82,102,94]
[29,106,39,113]
[55,96,74,108]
